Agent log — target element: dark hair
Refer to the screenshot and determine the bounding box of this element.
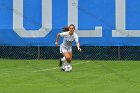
[69,24,75,30]
[62,26,69,32]
[62,24,75,32]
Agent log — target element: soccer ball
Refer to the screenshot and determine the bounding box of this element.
[64,65,72,72]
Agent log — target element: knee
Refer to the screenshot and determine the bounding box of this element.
[66,57,71,63]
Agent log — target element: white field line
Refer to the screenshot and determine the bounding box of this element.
[33,61,91,72]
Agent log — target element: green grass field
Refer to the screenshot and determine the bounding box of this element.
[0,59,140,93]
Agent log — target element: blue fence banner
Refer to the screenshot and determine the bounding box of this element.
[0,0,140,46]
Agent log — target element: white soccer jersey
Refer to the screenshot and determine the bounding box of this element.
[60,31,78,49]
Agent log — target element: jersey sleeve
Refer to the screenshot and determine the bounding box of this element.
[74,33,79,43]
[59,32,68,37]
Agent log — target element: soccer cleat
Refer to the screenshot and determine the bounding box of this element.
[59,58,63,67]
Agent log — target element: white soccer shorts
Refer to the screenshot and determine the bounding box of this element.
[60,46,72,53]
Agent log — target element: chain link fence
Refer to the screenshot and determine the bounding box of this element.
[0,46,140,60]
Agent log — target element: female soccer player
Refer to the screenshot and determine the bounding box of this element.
[55,24,81,70]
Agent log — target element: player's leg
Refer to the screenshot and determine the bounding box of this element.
[59,47,71,67]
[68,52,72,63]
[62,50,72,67]
[59,46,67,67]
[64,48,72,63]
[61,52,71,70]
[59,47,72,71]
[63,52,72,64]
[62,52,73,71]
[59,55,66,67]
[63,52,71,63]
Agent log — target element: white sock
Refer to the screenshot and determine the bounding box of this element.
[64,61,69,66]
[61,57,66,62]
[62,61,69,69]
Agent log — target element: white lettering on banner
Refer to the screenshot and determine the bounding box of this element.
[68,0,102,37]
[112,0,140,37]
[13,0,140,38]
[13,0,52,38]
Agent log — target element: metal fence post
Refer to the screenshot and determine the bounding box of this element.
[118,46,121,60]
[37,46,41,59]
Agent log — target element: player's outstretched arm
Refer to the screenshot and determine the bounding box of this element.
[76,42,82,52]
[55,33,60,46]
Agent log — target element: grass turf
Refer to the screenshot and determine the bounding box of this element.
[0,59,140,93]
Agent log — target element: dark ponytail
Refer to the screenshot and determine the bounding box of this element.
[62,26,69,32]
